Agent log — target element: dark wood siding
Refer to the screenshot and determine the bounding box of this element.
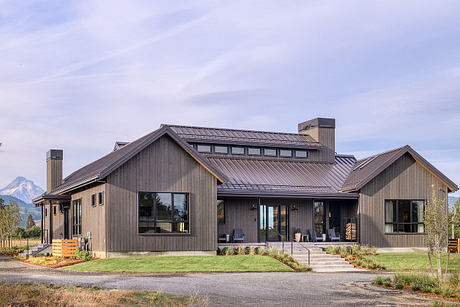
[106,135,217,253]
[70,184,106,254]
[359,153,448,247]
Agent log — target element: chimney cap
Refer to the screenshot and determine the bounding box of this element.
[298,118,335,131]
[46,149,63,161]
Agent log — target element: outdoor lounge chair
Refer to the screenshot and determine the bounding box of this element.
[308,229,323,242]
[328,229,340,242]
[233,229,245,243]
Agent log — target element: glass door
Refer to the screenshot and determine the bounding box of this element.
[259,204,289,242]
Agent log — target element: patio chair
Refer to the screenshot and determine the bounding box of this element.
[233,229,245,243]
[328,229,340,242]
[308,229,323,242]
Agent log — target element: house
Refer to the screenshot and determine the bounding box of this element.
[33,118,458,258]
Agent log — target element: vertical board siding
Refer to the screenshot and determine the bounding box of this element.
[106,135,217,252]
[70,184,106,253]
[359,154,448,247]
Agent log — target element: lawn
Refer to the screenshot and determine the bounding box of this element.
[63,255,293,273]
[365,252,460,271]
[0,283,200,307]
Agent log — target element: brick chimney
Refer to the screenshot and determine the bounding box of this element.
[46,149,63,193]
[298,118,335,162]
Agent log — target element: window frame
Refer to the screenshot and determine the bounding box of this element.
[197,144,212,153]
[384,199,425,234]
[279,149,292,157]
[263,148,277,157]
[214,145,228,154]
[248,147,261,156]
[217,199,225,224]
[91,193,96,207]
[137,192,190,235]
[231,146,245,155]
[98,192,104,205]
[72,199,82,236]
[295,150,308,158]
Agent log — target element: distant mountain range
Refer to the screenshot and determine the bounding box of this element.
[0,176,44,203]
[0,177,43,227]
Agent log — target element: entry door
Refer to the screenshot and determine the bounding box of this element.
[259,204,288,242]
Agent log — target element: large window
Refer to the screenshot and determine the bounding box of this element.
[313,201,325,235]
[138,192,189,234]
[72,199,82,236]
[385,200,425,233]
[217,199,225,224]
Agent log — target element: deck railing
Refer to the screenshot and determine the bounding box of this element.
[448,239,460,253]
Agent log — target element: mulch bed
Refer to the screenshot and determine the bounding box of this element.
[373,283,460,303]
[17,257,91,268]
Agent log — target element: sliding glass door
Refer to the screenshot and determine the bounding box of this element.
[259,204,289,242]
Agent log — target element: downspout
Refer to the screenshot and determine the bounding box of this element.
[49,200,53,243]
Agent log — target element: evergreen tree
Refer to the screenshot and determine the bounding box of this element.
[26,214,35,229]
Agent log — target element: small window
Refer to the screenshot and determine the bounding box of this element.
[98,192,104,205]
[279,149,292,157]
[72,199,82,236]
[91,194,96,207]
[214,145,228,154]
[44,208,47,217]
[53,206,56,215]
[263,148,277,156]
[217,199,225,224]
[295,150,308,158]
[248,147,261,155]
[231,147,245,155]
[197,145,211,153]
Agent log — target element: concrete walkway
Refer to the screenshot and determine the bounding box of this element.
[0,257,448,306]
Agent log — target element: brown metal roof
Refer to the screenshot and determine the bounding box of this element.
[165,124,322,149]
[341,145,459,193]
[208,154,357,198]
[45,126,227,196]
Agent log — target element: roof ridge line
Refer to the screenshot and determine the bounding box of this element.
[355,145,408,163]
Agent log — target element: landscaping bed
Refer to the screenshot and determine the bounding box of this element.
[217,246,312,272]
[0,283,199,307]
[374,273,460,303]
[18,255,89,268]
[0,246,25,257]
[324,245,384,270]
[63,254,297,273]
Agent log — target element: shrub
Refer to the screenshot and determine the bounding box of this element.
[394,281,404,289]
[441,286,454,298]
[447,272,460,289]
[394,273,417,286]
[433,287,442,295]
[217,248,222,255]
[383,278,392,287]
[254,247,264,255]
[411,280,422,291]
[74,248,92,261]
[374,276,384,285]
[244,246,251,255]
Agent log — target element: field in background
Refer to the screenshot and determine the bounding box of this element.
[8,239,40,248]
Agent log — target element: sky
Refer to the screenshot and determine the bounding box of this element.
[0,1,459,196]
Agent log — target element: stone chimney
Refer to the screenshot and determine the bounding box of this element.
[298,118,335,162]
[46,149,63,193]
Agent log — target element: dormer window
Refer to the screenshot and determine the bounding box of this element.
[295,150,308,158]
[263,148,277,156]
[279,149,292,157]
[197,144,211,153]
[248,147,261,155]
[231,147,245,155]
[214,145,228,154]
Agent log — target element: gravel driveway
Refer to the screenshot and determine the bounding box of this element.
[0,257,446,306]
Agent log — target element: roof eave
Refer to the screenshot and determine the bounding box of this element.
[217,189,359,199]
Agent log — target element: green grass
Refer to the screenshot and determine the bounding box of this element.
[62,255,294,273]
[364,253,460,271]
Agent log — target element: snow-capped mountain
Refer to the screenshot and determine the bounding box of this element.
[0,176,44,203]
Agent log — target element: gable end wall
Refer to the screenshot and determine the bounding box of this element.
[358,153,448,247]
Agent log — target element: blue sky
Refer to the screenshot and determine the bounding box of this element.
[0,1,459,196]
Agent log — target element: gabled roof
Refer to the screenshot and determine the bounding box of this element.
[208,154,358,198]
[341,145,458,193]
[47,126,227,196]
[165,124,322,149]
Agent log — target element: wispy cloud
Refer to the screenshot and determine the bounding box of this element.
[0,0,459,191]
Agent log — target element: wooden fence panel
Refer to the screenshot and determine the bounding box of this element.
[448,239,460,253]
[52,239,78,257]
